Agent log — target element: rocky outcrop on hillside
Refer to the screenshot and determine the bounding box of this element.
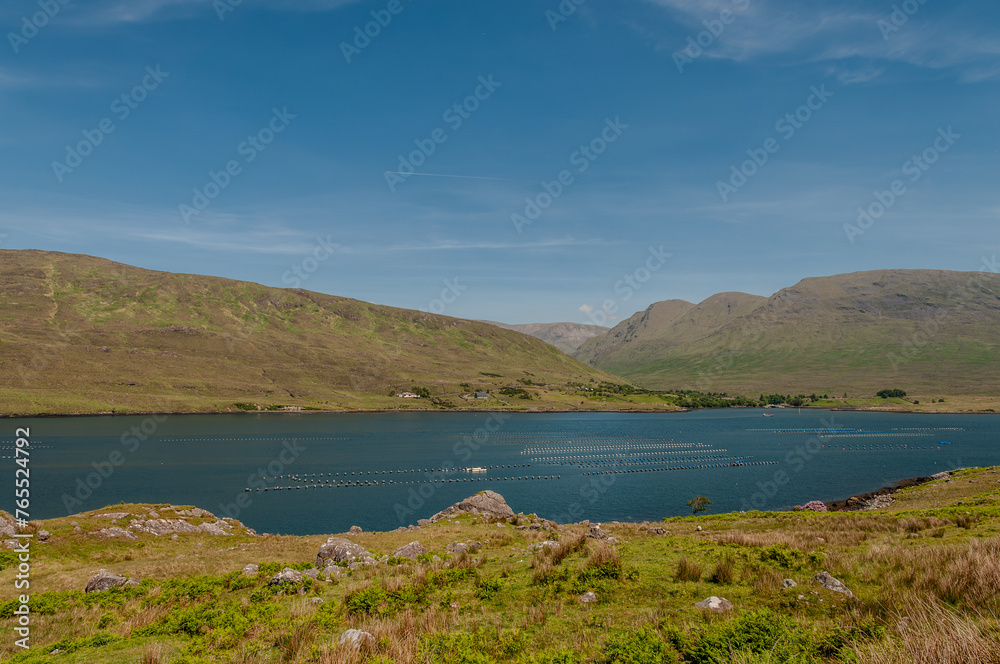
[425,490,515,523]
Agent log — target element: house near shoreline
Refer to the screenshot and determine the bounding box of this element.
[395,392,419,398]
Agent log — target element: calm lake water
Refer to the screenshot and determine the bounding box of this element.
[3,410,997,535]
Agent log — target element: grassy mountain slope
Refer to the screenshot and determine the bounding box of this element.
[576,269,1000,395]
[0,250,634,415]
[2,467,999,663]
[482,321,609,354]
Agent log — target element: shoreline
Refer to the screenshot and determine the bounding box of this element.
[823,471,952,512]
[2,404,999,419]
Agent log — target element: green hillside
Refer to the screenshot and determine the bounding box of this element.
[576,269,1000,396]
[0,250,641,415]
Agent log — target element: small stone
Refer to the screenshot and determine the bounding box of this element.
[170,534,179,541]
[696,525,703,532]
[311,597,324,604]
[812,571,854,598]
[348,525,362,534]
[303,568,319,579]
[782,579,798,588]
[695,596,733,613]
[241,563,259,576]
[37,530,50,542]
[579,591,598,604]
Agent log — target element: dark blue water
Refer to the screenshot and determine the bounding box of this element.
[2,410,996,535]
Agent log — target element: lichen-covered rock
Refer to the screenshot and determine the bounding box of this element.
[267,568,303,586]
[0,513,16,538]
[86,570,130,593]
[587,524,609,539]
[93,512,130,520]
[94,527,138,541]
[126,518,233,536]
[782,579,798,588]
[391,541,427,560]
[813,571,854,598]
[339,628,375,649]
[447,541,483,554]
[348,525,363,534]
[428,491,515,523]
[241,564,259,577]
[695,596,733,612]
[316,537,373,566]
[579,591,597,604]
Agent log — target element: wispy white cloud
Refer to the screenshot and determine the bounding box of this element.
[645,0,1000,82]
[60,0,360,25]
[342,238,608,254]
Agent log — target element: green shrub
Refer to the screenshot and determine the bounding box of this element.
[346,584,389,615]
[535,649,585,664]
[600,627,679,663]
[419,628,526,663]
[685,609,819,664]
[474,576,503,600]
[760,544,801,569]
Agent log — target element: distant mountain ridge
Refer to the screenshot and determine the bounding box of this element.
[575,269,1000,395]
[483,321,608,354]
[0,250,620,415]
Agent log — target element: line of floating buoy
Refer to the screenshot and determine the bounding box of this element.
[568,456,752,468]
[532,452,734,463]
[245,475,562,492]
[582,461,776,475]
[528,448,729,460]
[162,436,349,442]
[819,433,933,439]
[520,443,711,454]
[262,464,531,482]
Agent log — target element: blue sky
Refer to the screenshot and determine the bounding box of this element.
[1,0,997,325]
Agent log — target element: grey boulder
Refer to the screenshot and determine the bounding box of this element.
[695,596,733,613]
[317,537,374,566]
[391,541,427,560]
[428,491,515,523]
[813,571,854,598]
[339,628,375,649]
[267,568,304,586]
[85,569,130,593]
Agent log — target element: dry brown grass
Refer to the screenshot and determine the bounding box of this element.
[674,556,702,582]
[852,599,1000,664]
[861,537,1000,610]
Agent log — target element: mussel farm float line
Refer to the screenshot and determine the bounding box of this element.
[246,474,559,492]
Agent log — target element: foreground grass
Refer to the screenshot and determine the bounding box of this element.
[3,469,1000,663]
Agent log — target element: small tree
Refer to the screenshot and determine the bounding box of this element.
[687,495,712,515]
